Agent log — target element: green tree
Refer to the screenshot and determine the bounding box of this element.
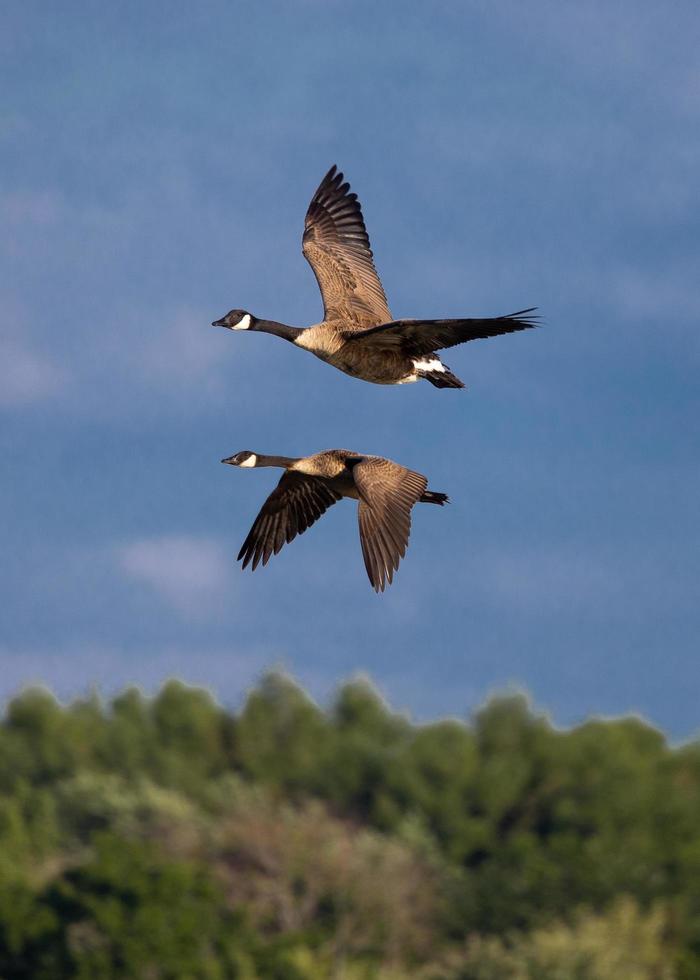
[433,897,675,980]
[234,672,329,792]
[0,833,256,980]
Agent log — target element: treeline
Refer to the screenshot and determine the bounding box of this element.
[0,671,699,978]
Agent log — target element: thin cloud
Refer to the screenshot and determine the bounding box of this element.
[475,547,618,615]
[460,542,698,621]
[611,265,700,325]
[134,306,227,388]
[0,643,277,708]
[0,188,63,227]
[0,337,66,406]
[116,535,231,618]
[494,0,700,118]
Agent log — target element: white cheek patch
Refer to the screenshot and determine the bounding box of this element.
[413,357,446,373]
[240,453,257,467]
[232,314,252,330]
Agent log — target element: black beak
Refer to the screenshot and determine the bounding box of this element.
[211,317,227,328]
[221,456,236,465]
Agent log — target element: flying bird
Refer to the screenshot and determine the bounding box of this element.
[222,449,448,592]
[212,165,537,388]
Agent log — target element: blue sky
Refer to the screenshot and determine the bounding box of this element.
[2,0,699,736]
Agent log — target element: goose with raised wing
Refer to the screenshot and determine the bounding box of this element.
[222,449,448,592]
[212,165,538,388]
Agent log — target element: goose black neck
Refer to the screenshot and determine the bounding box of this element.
[255,454,300,469]
[254,319,302,343]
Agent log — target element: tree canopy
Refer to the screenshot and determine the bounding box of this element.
[0,672,697,978]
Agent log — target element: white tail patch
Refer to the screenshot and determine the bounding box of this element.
[413,357,446,373]
[232,313,252,331]
[240,453,257,467]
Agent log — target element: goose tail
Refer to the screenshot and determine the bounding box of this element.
[412,355,465,389]
[420,490,449,506]
[419,367,465,389]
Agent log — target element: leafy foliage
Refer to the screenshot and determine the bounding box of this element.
[0,672,696,977]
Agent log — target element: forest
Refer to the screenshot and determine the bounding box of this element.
[0,671,698,979]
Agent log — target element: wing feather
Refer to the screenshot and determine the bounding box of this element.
[353,458,428,592]
[238,472,342,571]
[347,309,539,356]
[302,165,391,327]
[358,508,391,592]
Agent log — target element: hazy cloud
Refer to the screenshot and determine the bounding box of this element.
[465,541,697,621]
[0,337,66,406]
[611,265,700,326]
[135,306,227,389]
[0,188,63,228]
[473,547,619,615]
[0,643,276,707]
[117,535,231,617]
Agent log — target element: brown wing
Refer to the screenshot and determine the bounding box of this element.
[238,472,342,571]
[353,458,427,593]
[302,165,392,328]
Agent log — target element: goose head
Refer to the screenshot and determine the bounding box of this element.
[221,450,258,468]
[211,309,256,331]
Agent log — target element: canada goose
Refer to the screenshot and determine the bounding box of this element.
[222,449,448,592]
[212,165,538,388]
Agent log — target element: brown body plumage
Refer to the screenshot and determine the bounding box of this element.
[212,166,538,388]
[222,449,448,592]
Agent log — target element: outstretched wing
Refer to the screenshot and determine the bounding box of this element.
[302,165,392,327]
[238,472,342,571]
[353,458,427,593]
[347,309,539,356]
